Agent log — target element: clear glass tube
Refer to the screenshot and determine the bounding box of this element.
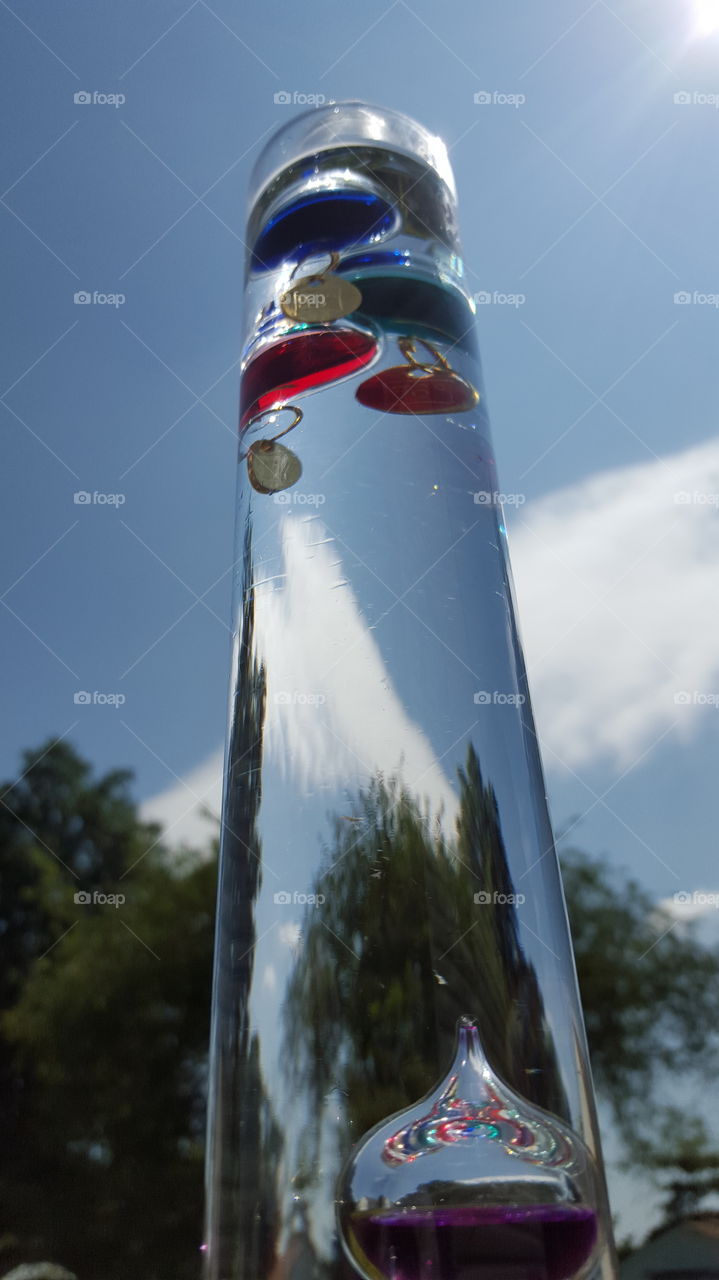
[204,101,617,1280]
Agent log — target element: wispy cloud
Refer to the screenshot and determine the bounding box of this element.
[511,435,719,769]
[142,437,719,844]
[141,749,223,848]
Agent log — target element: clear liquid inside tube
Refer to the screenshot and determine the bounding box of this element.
[204,103,616,1280]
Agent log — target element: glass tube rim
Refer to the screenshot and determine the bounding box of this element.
[246,99,458,217]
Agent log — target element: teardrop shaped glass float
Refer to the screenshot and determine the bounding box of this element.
[251,190,397,271]
[336,1019,600,1280]
[240,327,379,430]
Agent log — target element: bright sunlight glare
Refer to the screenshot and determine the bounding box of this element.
[694,0,719,34]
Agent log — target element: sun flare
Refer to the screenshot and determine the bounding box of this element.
[694,0,719,34]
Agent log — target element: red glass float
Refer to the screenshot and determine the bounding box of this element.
[240,327,378,429]
[355,336,479,416]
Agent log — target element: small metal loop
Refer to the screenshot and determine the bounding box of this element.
[287,250,338,286]
[397,335,451,374]
[239,404,303,458]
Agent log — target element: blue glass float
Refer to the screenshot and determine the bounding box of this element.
[251,190,397,271]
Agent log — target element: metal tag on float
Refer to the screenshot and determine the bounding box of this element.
[247,440,302,494]
[355,335,479,415]
[280,253,362,324]
[280,274,362,324]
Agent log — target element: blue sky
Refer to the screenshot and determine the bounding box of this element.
[2,0,719,1243]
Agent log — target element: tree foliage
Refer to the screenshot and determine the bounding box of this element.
[0,740,215,1280]
[1,739,718,1275]
[561,846,719,1119]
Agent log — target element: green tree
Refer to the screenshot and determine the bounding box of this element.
[561,845,719,1239]
[560,846,719,1121]
[629,1108,719,1221]
[0,740,216,1280]
[3,737,719,1276]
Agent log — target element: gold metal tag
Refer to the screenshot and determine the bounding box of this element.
[280,252,362,324]
[247,440,302,494]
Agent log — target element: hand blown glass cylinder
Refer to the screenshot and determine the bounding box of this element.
[204,102,617,1280]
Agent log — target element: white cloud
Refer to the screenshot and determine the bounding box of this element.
[509,435,719,770]
[140,749,223,850]
[277,922,301,949]
[261,964,277,990]
[651,890,719,948]
[143,437,719,844]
